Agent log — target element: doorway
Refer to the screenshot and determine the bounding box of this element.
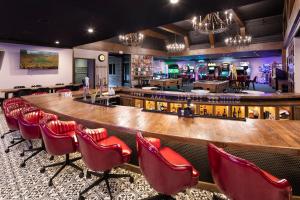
[74,58,96,88]
[108,53,130,87]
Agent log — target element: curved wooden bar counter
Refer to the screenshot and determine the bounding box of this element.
[22,93,300,195]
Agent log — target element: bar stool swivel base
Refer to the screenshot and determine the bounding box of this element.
[5,137,26,153]
[19,141,45,168]
[40,154,84,186]
[1,130,17,139]
[79,170,134,200]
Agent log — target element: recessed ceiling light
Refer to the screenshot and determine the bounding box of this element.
[87,28,94,33]
[170,0,179,4]
[55,40,60,44]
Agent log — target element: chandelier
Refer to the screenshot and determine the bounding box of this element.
[118,32,144,46]
[166,35,185,53]
[192,11,232,34]
[224,34,252,47]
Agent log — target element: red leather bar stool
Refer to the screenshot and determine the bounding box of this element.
[1,97,23,110]
[18,107,58,167]
[1,98,25,139]
[136,132,199,200]
[39,120,84,186]
[76,125,133,200]
[208,143,292,200]
[3,102,32,153]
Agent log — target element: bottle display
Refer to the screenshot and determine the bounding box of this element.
[237,108,241,118]
[233,107,237,118]
[222,108,227,117]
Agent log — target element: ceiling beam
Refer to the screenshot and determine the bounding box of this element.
[159,24,190,49]
[209,33,215,48]
[240,27,246,37]
[75,41,168,57]
[175,41,283,56]
[229,9,245,27]
[141,30,169,40]
[159,24,188,36]
[183,36,190,50]
[229,9,246,36]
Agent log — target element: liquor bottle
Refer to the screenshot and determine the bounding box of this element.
[160,104,165,111]
[237,108,241,118]
[222,109,227,117]
[233,107,237,118]
[172,106,176,112]
[200,106,204,115]
[203,106,207,115]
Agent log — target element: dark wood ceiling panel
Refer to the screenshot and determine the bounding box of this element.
[0,0,263,47]
[235,0,284,21]
[245,15,283,38]
[189,32,210,44]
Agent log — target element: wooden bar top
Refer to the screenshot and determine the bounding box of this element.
[22,93,300,151]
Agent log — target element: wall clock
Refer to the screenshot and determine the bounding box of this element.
[98,54,105,62]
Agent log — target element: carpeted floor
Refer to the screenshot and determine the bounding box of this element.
[0,112,227,200]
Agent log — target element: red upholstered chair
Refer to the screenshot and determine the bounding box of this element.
[208,143,292,200]
[1,97,23,110]
[1,98,24,139]
[18,107,58,167]
[3,102,32,153]
[136,132,199,200]
[39,120,83,186]
[76,125,133,200]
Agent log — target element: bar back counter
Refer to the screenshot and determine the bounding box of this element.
[22,90,300,195]
[118,87,300,120]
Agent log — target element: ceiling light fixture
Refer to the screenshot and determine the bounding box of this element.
[119,32,144,47]
[224,34,252,47]
[87,28,94,33]
[192,10,232,34]
[166,34,185,53]
[55,40,60,44]
[170,0,179,4]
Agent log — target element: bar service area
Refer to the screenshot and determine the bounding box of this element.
[0,0,300,200]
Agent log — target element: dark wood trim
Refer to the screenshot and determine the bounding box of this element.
[75,41,168,57]
[158,24,188,36]
[141,30,169,40]
[284,11,300,47]
[284,0,300,47]
[209,33,215,48]
[177,41,283,56]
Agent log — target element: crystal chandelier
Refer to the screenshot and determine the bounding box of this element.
[118,32,144,47]
[166,35,185,53]
[224,34,252,47]
[192,11,232,34]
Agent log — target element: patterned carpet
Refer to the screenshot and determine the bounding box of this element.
[0,111,225,200]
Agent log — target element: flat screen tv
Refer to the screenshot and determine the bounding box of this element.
[20,49,58,69]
